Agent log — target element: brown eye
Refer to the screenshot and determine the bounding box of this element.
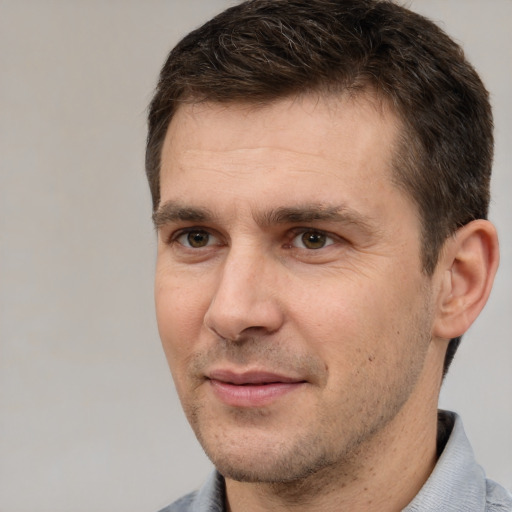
[292,230,333,250]
[177,230,213,248]
[188,231,210,247]
[302,231,327,249]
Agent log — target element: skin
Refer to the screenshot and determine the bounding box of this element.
[154,94,498,511]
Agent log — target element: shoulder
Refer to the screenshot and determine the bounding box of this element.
[157,491,198,512]
[485,479,512,511]
[156,471,226,512]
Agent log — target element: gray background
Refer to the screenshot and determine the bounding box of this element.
[0,1,510,511]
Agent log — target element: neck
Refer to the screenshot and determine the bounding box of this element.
[225,356,443,512]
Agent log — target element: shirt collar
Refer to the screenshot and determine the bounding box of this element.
[192,411,490,512]
[404,410,487,511]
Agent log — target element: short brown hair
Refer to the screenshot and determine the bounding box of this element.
[146,0,493,374]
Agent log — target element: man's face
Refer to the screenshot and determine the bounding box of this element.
[155,94,439,483]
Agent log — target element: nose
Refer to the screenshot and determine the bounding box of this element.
[203,247,285,342]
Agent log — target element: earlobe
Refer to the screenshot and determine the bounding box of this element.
[433,220,499,340]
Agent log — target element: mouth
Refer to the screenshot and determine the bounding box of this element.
[206,369,307,407]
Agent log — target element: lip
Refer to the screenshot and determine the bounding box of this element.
[207,369,306,407]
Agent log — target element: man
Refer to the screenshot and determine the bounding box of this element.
[146,0,511,510]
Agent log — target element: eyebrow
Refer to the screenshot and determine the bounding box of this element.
[153,200,376,234]
[255,204,376,233]
[152,201,215,227]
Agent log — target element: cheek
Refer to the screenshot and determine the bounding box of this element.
[289,270,425,363]
[154,271,212,362]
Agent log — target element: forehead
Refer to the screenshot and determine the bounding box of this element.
[165,91,398,150]
[159,93,412,224]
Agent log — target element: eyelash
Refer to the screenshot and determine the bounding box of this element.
[167,227,340,252]
[168,228,222,249]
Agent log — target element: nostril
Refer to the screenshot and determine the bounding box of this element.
[204,322,278,344]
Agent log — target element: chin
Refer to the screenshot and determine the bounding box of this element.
[211,455,325,484]
[199,431,338,484]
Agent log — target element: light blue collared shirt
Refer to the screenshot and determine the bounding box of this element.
[160,411,512,511]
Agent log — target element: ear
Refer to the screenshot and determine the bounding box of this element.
[433,220,499,339]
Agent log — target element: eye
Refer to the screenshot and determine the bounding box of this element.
[291,230,335,250]
[176,229,219,248]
